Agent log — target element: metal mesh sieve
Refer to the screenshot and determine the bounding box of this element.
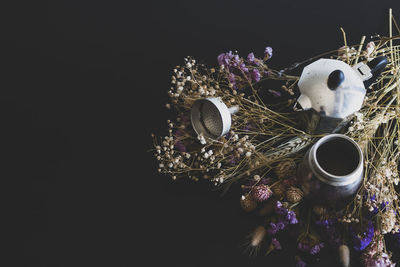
[190,98,238,140]
[200,101,223,137]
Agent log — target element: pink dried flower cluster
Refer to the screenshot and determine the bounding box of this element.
[362,237,395,267]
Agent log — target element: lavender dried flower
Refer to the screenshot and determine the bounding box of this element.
[247,52,255,63]
[264,46,273,60]
[295,256,307,267]
[351,221,374,251]
[251,69,261,82]
[271,238,282,250]
[315,219,342,247]
[297,238,324,255]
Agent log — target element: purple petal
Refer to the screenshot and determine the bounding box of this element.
[251,69,261,82]
[264,46,273,59]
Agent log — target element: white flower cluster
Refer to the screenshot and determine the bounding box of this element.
[381,209,398,234]
[168,57,220,104]
[337,46,357,61]
[338,213,359,224]
[224,132,256,160]
[347,112,364,132]
[363,159,400,233]
[154,121,190,180]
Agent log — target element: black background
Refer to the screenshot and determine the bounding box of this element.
[3,1,399,266]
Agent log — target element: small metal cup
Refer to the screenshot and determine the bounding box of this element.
[297,134,363,208]
[190,97,238,140]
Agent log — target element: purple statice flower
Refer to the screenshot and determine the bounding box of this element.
[264,46,273,59]
[247,52,261,66]
[217,51,232,67]
[298,240,324,255]
[228,72,236,83]
[228,73,237,89]
[274,201,298,224]
[315,219,341,247]
[247,52,262,66]
[239,63,249,74]
[276,221,287,230]
[310,243,324,255]
[367,194,389,217]
[275,201,285,214]
[286,210,298,224]
[271,238,282,250]
[217,53,224,66]
[232,54,240,67]
[217,51,241,69]
[315,219,342,247]
[251,69,261,82]
[267,201,298,235]
[218,50,266,88]
[267,220,287,235]
[295,256,307,267]
[267,222,279,235]
[247,52,255,62]
[174,140,186,152]
[352,221,374,251]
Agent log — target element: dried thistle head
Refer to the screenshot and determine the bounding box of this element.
[274,159,297,179]
[271,183,286,198]
[240,195,257,212]
[286,186,303,203]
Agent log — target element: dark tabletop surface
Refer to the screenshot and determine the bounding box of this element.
[4,0,399,266]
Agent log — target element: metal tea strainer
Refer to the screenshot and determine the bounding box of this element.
[190,97,239,140]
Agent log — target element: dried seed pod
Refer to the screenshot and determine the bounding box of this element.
[338,244,350,267]
[271,183,286,198]
[286,186,304,203]
[251,226,267,247]
[240,195,257,212]
[274,159,297,179]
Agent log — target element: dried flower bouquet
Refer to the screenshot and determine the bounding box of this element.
[152,9,400,267]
